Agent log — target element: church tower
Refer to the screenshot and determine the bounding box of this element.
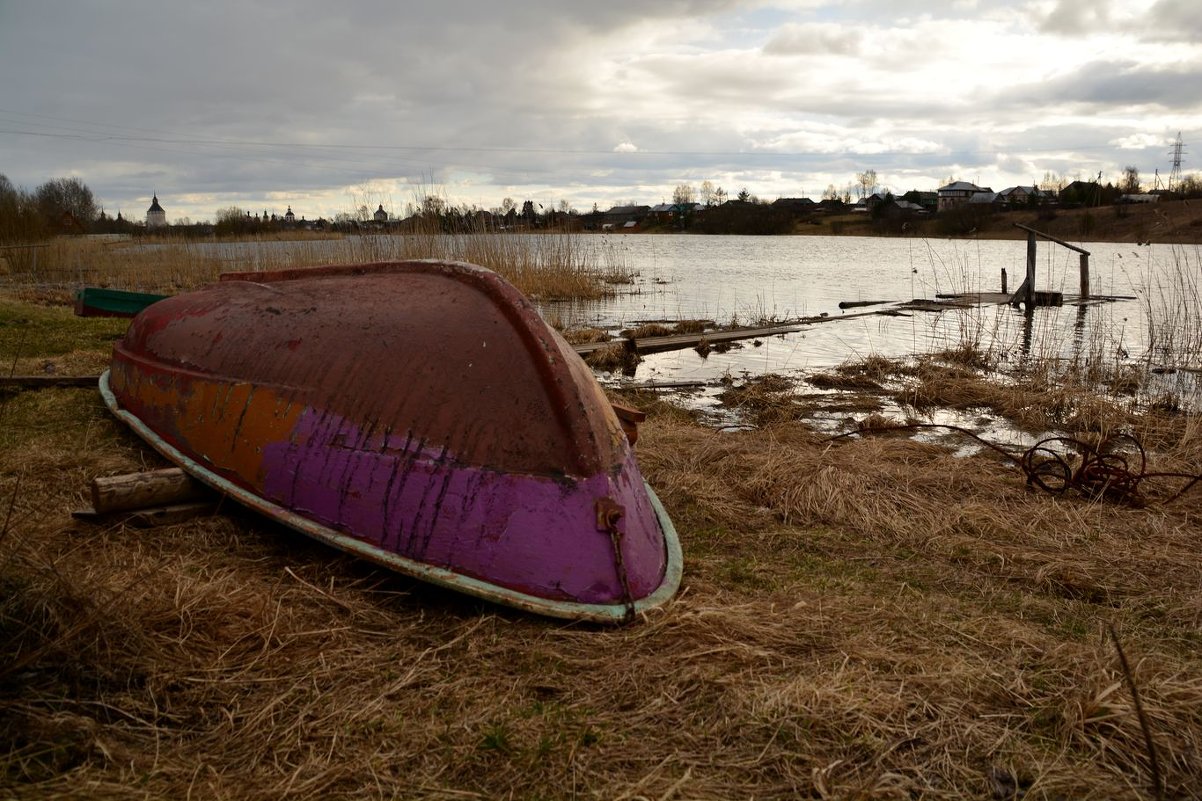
[146,193,167,228]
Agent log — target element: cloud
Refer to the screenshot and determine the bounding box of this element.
[763,23,864,56]
[1112,133,1170,149]
[1143,0,1202,42]
[1018,60,1202,109]
[1,0,1199,220]
[1037,0,1113,34]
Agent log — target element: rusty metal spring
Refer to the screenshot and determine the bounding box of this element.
[831,424,1202,507]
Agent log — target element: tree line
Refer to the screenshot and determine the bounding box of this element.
[0,174,104,244]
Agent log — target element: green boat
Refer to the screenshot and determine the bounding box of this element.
[74,287,169,318]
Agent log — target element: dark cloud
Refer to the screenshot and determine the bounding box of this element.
[1143,0,1202,42]
[1037,0,1113,35]
[1006,60,1202,109]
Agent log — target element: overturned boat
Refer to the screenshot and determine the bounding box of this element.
[101,260,681,622]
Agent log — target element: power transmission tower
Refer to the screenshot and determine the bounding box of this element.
[1169,131,1186,192]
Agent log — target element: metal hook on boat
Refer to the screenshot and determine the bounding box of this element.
[596,497,636,623]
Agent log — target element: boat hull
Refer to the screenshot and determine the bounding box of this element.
[102,260,681,622]
[75,287,168,318]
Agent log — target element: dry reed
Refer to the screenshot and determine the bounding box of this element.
[1,231,634,302]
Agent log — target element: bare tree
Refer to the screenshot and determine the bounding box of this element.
[36,177,96,227]
[1120,165,1141,194]
[420,195,446,216]
[0,174,43,242]
[1039,171,1066,193]
[672,183,695,205]
[855,169,878,199]
[699,180,715,206]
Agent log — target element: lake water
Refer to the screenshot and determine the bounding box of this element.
[531,234,1193,385]
[146,233,1199,386]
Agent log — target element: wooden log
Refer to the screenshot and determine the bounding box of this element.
[91,468,210,514]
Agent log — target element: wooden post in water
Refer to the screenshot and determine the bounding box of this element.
[1024,231,1036,308]
[1001,267,1007,294]
[1012,222,1092,305]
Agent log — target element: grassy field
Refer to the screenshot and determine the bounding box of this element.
[3,288,1202,799]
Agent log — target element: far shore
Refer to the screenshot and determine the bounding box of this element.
[634,199,1202,246]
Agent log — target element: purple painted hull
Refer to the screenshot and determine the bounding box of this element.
[102,260,681,621]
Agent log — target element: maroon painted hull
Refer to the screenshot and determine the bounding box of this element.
[102,260,681,621]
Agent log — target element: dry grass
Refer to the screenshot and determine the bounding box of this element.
[1,232,634,302]
[3,296,1202,799]
[1,238,226,293]
[622,323,673,340]
[559,327,612,346]
[583,341,641,373]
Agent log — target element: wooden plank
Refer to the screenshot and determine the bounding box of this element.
[0,375,100,388]
[1012,222,1091,255]
[73,500,219,527]
[837,300,889,309]
[127,501,219,528]
[616,379,711,390]
[573,312,893,357]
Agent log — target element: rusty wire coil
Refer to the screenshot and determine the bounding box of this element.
[831,424,1202,507]
[1021,433,1147,502]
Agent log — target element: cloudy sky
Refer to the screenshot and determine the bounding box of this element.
[1,0,1199,223]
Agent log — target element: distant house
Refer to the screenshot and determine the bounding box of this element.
[815,198,848,214]
[937,181,990,211]
[1059,180,1098,206]
[901,190,938,211]
[146,193,167,228]
[648,203,675,223]
[771,197,816,215]
[601,205,650,228]
[997,186,1054,205]
[852,193,885,213]
[373,204,388,222]
[969,191,1001,206]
